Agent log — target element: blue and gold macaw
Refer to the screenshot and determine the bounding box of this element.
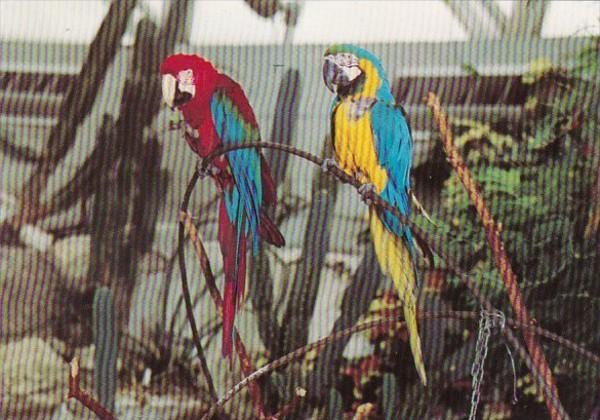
[322,44,427,385]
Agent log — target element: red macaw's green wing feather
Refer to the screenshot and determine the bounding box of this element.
[210,80,284,356]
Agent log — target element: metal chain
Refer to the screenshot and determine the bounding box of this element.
[469,309,506,420]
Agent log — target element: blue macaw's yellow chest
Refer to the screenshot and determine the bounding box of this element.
[332,99,389,193]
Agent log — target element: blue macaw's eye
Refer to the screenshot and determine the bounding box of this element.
[337,53,359,68]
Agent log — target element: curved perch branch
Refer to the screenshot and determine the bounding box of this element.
[178,170,267,418]
[201,141,439,265]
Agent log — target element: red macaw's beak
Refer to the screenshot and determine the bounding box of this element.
[161,74,177,109]
[161,73,194,109]
[323,54,362,94]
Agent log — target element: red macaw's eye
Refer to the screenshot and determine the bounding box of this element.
[178,69,194,86]
[175,69,196,105]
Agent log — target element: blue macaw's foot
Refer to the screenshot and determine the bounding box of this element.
[321,157,341,174]
[358,182,377,206]
[197,159,221,179]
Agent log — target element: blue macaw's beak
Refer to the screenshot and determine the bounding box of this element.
[323,54,362,94]
[323,55,340,93]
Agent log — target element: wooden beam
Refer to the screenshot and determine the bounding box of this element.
[506,0,549,39]
[443,0,502,38]
[479,0,508,35]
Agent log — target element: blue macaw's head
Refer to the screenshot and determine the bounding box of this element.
[322,44,393,101]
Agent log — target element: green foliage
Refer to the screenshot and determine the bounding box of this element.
[436,38,600,417]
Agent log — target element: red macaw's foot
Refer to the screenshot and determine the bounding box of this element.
[196,159,222,179]
[358,182,377,206]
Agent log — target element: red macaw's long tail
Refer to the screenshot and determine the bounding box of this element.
[258,208,285,247]
[217,171,284,357]
[218,199,247,357]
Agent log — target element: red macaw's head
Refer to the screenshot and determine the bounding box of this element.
[159,54,217,109]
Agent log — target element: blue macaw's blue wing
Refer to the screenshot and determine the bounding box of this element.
[370,101,416,252]
[210,89,262,253]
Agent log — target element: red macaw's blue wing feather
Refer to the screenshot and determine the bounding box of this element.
[210,80,284,356]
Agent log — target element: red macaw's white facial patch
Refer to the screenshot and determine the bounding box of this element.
[177,69,196,98]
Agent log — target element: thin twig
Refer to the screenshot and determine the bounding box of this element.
[201,309,598,418]
[426,92,564,420]
[179,208,267,419]
[67,357,117,420]
[514,323,599,363]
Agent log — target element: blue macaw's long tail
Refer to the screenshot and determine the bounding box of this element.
[370,208,427,385]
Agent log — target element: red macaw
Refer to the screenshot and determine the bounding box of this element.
[160,54,285,357]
